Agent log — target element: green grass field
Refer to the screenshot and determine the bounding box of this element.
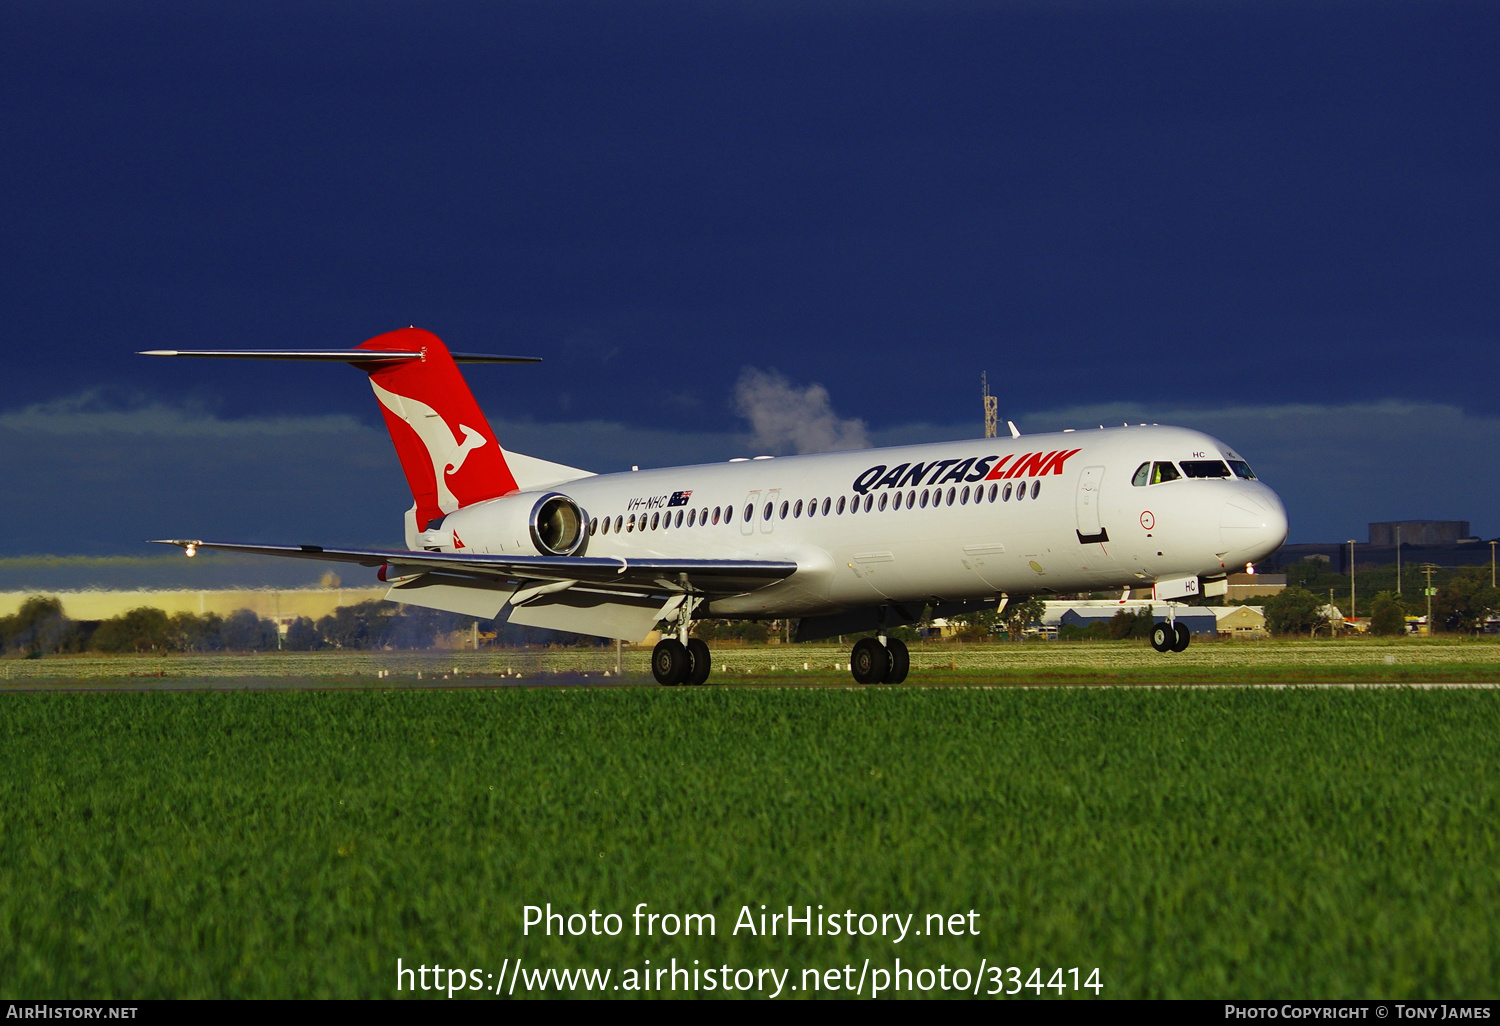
[3,636,1499,686]
[2,685,1498,998]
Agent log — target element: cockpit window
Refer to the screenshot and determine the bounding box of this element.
[1150,461,1181,484]
[1180,460,1231,479]
[1227,460,1257,480]
[1132,462,1150,487]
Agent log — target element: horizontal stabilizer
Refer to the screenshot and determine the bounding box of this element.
[139,349,539,364]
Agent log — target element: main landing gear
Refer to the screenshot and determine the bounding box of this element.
[850,635,910,685]
[1150,618,1191,653]
[652,590,713,686]
[651,636,711,686]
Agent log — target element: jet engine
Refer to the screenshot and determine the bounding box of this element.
[414,490,589,557]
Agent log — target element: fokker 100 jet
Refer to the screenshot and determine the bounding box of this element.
[144,327,1287,685]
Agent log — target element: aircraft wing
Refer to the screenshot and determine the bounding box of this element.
[150,539,798,597]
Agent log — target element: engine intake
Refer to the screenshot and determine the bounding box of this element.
[529,492,587,556]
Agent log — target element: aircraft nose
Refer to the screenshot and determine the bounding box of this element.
[1220,491,1288,564]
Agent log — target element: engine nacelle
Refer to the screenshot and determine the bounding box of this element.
[415,491,589,557]
[526,492,588,556]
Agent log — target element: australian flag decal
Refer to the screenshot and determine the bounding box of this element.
[667,490,693,507]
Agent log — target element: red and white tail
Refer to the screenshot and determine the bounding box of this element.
[357,328,520,531]
[140,327,593,538]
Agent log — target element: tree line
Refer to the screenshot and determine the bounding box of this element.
[1264,565,1499,637]
[0,597,603,656]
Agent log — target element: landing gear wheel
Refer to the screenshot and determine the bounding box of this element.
[685,638,712,685]
[882,638,910,684]
[1172,622,1191,652]
[652,638,689,685]
[850,638,890,685]
[1150,622,1174,653]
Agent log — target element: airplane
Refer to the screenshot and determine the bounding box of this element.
[143,326,1288,685]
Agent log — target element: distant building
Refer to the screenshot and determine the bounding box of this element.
[1042,600,1219,637]
[1368,521,1471,546]
[1263,514,1493,573]
[1213,605,1267,638]
[0,587,388,622]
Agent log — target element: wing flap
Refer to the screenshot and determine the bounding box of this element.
[151,539,798,596]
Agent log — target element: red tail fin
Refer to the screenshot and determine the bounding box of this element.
[357,328,519,530]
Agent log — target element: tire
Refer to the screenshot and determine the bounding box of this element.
[1172,622,1191,652]
[686,638,712,685]
[850,638,889,685]
[652,638,689,685]
[882,637,910,684]
[1150,622,1173,653]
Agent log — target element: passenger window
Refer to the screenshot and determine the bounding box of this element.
[687,509,695,528]
[1132,462,1150,487]
[700,508,708,525]
[1151,462,1182,484]
[742,504,751,522]
[615,516,623,533]
[794,499,803,518]
[627,514,636,532]
[878,493,888,511]
[863,494,873,512]
[1030,480,1040,499]
[1002,483,1012,501]
[960,485,970,505]
[780,501,789,519]
[651,512,659,530]
[764,502,773,521]
[1017,482,1026,501]
[676,510,684,528]
[988,483,998,502]
[600,517,610,535]
[822,497,831,516]
[725,506,734,524]
[837,496,846,514]
[807,498,817,518]
[712,506,721,525]
[919,489,929,508]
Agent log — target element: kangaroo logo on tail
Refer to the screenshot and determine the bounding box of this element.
[370,380,493,515]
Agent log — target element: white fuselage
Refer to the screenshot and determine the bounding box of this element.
[425,425,1287,618]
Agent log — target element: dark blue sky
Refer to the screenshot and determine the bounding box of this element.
[3,1,1498,558]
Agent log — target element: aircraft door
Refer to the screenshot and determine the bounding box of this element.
[1076,465,1105,538]
[1075,464,1120,575]
[741,490,760,536]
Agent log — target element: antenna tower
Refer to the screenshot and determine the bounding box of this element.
[982,372,998,439]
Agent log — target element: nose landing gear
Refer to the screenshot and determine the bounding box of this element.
[1150,617,1191,653]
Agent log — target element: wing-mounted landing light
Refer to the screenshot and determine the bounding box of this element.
[139,350,540,364]
[156,538,202,557]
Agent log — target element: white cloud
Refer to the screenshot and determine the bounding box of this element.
[733,367,870,454]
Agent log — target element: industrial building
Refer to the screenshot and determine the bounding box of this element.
[1264,520,1494,573]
